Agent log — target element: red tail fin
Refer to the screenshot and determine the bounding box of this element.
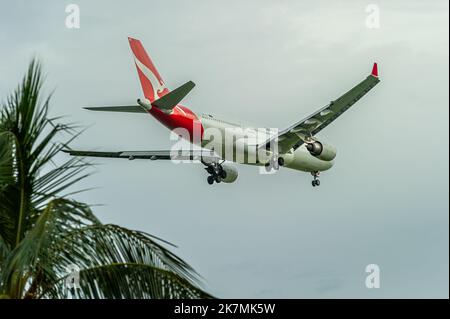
[128,37,169,102]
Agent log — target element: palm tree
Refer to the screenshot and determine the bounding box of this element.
[0,60,211,299]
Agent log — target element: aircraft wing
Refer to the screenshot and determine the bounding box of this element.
[62,149,221,163]
[262,63,380,153]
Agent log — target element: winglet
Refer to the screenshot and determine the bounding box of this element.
[371,63,378,77]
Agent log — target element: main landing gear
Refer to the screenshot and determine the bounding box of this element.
[204,161,226,185]
[264,156,285,172]
[311,171,321,187]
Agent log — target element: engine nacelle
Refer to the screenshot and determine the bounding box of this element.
[306,141,337,161]
[221,164,238,183]
[137,98,152,110]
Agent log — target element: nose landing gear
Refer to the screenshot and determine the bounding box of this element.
[311,171,321,187]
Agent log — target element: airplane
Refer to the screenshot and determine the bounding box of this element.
[64,37,380,187]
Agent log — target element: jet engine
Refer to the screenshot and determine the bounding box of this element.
[306,141,337,161]
[220,164,238,183]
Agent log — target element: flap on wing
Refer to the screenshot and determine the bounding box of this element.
[152,81,195,111]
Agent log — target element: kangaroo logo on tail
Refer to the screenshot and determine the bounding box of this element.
[128,37,169,102]
[134,57,167,100]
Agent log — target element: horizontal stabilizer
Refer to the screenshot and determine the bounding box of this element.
[83,105,146,113]
[152,81,195,111]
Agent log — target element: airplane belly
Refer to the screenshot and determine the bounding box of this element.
[200,118,261,163]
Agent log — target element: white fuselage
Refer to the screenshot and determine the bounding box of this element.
[199,114,334,173]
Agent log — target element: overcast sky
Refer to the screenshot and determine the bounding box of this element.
[1,0,448,298]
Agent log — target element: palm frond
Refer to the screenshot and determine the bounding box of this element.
[49,263,211,299]
[0,234,10,267]
[0,199,100,298]
[0,59,213,299]
[0,59,92,247]
[40,224,212,298]
[0,131,16,226]
[0,131,20,247]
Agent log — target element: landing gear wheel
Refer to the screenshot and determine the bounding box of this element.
[312,180,320,187]
[265,157,280,172]
[220,170,227,179]
[214,175,222,183]
[207,176,214,185]
[272,161,280,170]
[311,171,321,187]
